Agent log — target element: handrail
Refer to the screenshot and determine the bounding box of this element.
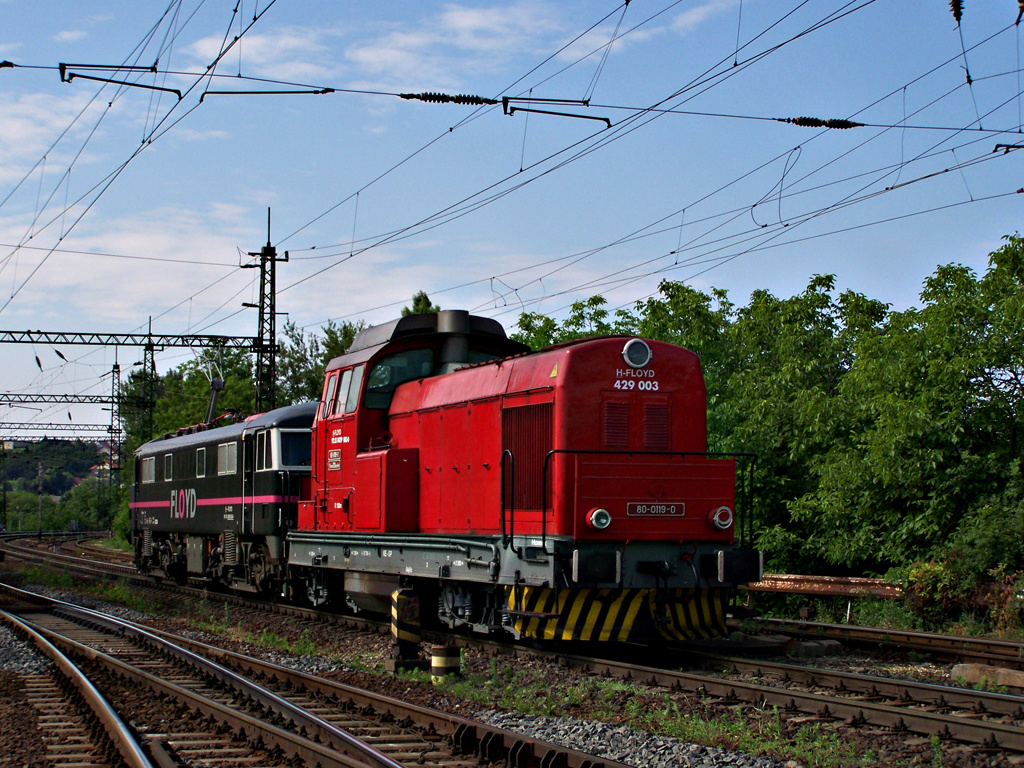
[498,449,522,556]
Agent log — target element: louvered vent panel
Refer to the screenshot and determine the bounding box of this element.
[644,403,670,450]
[502,402,553,510]
[603,401,629,450]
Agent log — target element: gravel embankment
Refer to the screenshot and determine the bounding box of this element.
[476,710,801,768]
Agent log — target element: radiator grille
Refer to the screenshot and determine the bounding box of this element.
[603,401,629,450]
[502,402,553,510]
[644,403,670,450]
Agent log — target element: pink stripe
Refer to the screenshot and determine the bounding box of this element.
[196,495,298,505]
[130,495,297,510]
[130,500,170,510]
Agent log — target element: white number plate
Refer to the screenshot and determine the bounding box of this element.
[627,502,685,516]
[614,379,659,391]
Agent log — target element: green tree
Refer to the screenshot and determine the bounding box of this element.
[791,238,1024,571]
[401,291,440,316]
[56,477,122,530]
[4,489,58,532]
[276,319,364,406]
[152,348,255,436]
[513,296,618,349]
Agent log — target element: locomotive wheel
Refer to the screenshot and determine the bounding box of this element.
[306,569,329,607]
[248,547,274,594]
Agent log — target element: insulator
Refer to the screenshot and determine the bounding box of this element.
[1018,1,1024,26]
[452,94,498,105]
[823,119,862,129]
[399,91,498,106]
[789,116,826,127]
[781,116,862,130]
[950,0,962,25]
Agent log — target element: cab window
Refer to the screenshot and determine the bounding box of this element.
[345,365,364,413]
[280,430,312,467]
[321,372,338,420]
[256,430,270,471]
[364,349,434,409]
[332,370,352,417]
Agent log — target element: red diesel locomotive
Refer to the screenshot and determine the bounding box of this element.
[288,309,760,642]
[131,309,760,642]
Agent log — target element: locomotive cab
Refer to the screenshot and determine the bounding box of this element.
[301,311,528,537]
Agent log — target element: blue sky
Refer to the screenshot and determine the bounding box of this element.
[1,1,1023,432]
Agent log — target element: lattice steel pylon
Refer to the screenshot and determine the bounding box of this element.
[243,209,288,413]
[141,320,157,443]
[108,362,123,487]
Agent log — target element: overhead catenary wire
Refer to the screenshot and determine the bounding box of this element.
[278,0,885,305]
[0,0,282,316]
[303,4,1016,327]
[9,0,888,354]
[3,2,1020,421]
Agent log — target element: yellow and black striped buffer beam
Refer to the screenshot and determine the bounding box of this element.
[505,586,731,642]
[650,588,730,641]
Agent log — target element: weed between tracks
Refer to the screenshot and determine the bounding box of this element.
[20,566,168,614]
[398,658,873,768]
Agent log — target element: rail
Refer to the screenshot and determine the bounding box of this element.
[0,608,155,768]
[745,573,903,599]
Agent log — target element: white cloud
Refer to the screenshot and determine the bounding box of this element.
[52,30,87,43]
[672,0,738,34]
[437,4,560,53]
[0,205,252,329]
[0,92,106,185]
[172,128,230,142]
[345,3,562,91]
[183,27,342,83]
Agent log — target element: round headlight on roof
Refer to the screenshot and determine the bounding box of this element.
[622,338,653,369]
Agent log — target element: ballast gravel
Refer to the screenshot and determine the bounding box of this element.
[475,710,803,768]
[0,622,52,675]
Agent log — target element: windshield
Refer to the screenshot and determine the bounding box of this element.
[364,348,435,409]
[280,431,312,467]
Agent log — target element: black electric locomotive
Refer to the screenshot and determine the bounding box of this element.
[130,402,316,591]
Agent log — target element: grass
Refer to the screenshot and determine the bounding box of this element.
[87,579,167,615]
[15,565,170,615]
[399,656,875,768]
[241,628,318,656]
[21,566,75,590]
[97,535,134,553]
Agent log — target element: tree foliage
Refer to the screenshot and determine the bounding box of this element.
[401,291,440,316]
[2,440,103,495]
[276,319,363,405]
[513,236,1024,588]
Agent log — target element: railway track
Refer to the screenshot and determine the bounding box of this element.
[1,581,635,768]
[8,535,1024,762]
[0,605,153,767]
[535,642,1024,754]
[751,616,1024,670]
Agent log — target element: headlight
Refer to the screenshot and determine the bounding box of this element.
[708,506,733,530]
[622,338,653,369]
[587,508,612,530]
